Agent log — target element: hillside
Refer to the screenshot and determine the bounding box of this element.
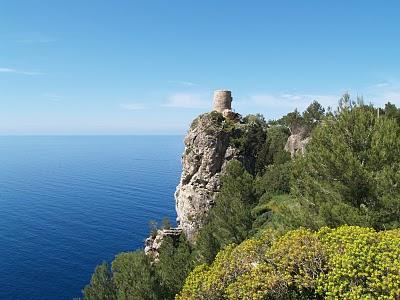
[82,93,400,300]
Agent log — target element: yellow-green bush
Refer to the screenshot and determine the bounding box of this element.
[317,226,400,299]
[177,226,400,299]
[176,229,277,300]
[225,228,325,299]
[225,263,280,300]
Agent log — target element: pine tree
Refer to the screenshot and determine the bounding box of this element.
[292,102,400,229]
[195,160,255,263]
[156,236,193,298]
[83,262,116,300]
[112,251,160,300]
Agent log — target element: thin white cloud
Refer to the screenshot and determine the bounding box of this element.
[17,37,56,44]
[43,93,62,102]
[244,93,339,111]
[120,103,146,110]
[238,83,400,119]
[168,80,198,87]
[365,80,400,105]
[0,67,43,76]
[231,92,341,120]
[0,68,14,72]
[16,32,56,44]
[370,82,390,88]
[163,93,209,109]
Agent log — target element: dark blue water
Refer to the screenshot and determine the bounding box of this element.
[0,136,183,300]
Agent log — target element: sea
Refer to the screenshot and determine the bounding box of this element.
[0,135,183,300]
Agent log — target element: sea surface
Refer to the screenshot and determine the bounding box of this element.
[0,136,183,300]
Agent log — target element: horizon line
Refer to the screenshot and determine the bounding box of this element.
[0,133,185,137]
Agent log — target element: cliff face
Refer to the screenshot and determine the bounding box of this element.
[144,228,182,261]
[284,133,310,158]
[175,112,243,242]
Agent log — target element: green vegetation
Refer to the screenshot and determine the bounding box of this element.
[112,251,159,300]
[291,102,400,230]
[155,236,193,298]
[83,262,116,300]
[271,100,325,135]
[178,226,400,299]
[83,237,193,300]
[83,98,400,299]
[195,160,256,264]
[230,114,268,162]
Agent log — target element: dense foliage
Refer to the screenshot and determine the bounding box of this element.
[272,100,326,136]
[291,103,400,230]
[194,160,256,264]
[83,237,193,300]
[83,262,116,300]
[178,226,400,299]
[83,98,400,299]
[155,236,193,298]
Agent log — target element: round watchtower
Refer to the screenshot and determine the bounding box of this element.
[213,90,232,113]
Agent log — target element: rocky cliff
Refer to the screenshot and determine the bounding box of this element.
[284,133,310,158]
[175,112,246,243]
[173,110,311,243]
[144,228,182,261]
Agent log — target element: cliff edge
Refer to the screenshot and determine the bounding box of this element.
[174,112,238,242]
[174,109,267,242]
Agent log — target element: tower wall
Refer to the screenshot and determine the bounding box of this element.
[213,90,232,113]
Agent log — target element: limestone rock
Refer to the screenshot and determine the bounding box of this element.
[222,109,241,121]
[144,228,182,261]
[175,112,243,243]
[285,133,310,157]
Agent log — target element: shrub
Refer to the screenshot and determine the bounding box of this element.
[177,226,400,299]
[255,161,291,198]
[178,229,277,299]
[317,226,400,299]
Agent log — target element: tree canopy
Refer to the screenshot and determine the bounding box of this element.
[292,103,400,229]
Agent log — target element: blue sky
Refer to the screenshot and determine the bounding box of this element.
[1,0,400,134]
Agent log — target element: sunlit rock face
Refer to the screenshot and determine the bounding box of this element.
[285,133,310,157]
[174,112,242,243]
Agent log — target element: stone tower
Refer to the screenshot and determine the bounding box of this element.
[213,90,232,113]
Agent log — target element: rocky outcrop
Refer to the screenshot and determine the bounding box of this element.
[222,109,241,121]
[285,133,310,157]
[144,228,182,261]
[175,112,243,243]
